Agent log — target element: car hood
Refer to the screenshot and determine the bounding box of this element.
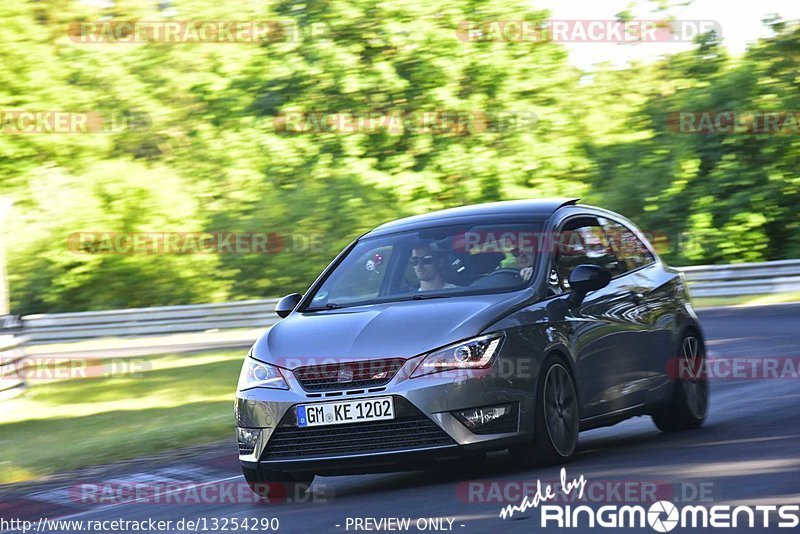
[252,293,527,368]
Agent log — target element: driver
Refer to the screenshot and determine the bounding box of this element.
[410,241,457,291]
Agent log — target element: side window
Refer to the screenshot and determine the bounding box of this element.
[601,218,655,273]
[551,217,623,292]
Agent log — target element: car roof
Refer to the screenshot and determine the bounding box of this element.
[366,198,580,236]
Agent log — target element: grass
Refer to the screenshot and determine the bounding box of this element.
[692,291,800,309]
[0,350,245,485]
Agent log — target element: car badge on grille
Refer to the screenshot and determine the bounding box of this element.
[337,368,354,383]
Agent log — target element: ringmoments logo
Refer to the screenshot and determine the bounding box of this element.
[648,501,679,532]
[499,469,800,530]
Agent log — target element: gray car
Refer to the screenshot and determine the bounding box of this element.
[235,199,708,495]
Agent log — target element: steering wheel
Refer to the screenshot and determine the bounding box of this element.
[470,268,522,287]
[490,268,523,277]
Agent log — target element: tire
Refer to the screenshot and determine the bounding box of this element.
[241,466,314,501]
[511,356,580,466]
[652,332,709,432]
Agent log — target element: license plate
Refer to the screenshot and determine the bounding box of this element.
[296,397,395,428]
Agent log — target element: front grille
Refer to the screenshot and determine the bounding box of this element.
[262,397,456,460]
[293,358,406,391]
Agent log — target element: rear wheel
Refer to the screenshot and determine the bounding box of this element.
[652,333,709,432]
[241,466,314,501]
[511,357,579,466]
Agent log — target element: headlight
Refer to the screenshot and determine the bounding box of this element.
[237,353,289,391]
[410,333,504,378]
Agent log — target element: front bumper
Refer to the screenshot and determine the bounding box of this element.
[235,355,537,473]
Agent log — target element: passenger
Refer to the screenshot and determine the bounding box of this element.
[512,246,535,282]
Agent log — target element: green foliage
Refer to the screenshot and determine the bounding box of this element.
[589,19,800,265]
[1,1,798,314]
[0,350,243,483]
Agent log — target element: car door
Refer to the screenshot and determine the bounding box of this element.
[600,217,670,401]
[553,216,648,418]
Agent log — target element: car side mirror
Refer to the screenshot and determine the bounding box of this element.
[275,293,302,318]
[567,265,612,306]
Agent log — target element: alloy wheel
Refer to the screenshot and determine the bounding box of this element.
[680,336,708,420]
[543,363,579,457]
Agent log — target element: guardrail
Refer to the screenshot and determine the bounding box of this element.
[13,259,800,344]
[21,299,280,344]
[0,335,27,399]
[680,259,800,298]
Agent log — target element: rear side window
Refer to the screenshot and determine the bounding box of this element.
[600,218,655,273]
[550,217,623,292]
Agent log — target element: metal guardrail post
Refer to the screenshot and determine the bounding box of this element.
[0,334,27,400]
[0,197,13,316]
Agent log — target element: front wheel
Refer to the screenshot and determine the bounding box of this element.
[511,357,579,466]
[241,466,314,501]
[652,333,709,432]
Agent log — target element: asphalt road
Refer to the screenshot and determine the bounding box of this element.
[4,304,800,533]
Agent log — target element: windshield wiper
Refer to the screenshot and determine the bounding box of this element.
[411,293,448,300]
[304,302,342,312]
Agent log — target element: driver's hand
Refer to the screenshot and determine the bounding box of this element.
[520,267,533,281]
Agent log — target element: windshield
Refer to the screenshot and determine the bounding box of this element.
[304,221,544,310]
